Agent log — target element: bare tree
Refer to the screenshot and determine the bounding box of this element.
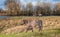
[43,3,52,15]
[5,0,21,16]
[55,3,60,15]
[26,2,33,16]
[34,2,44,16]
[0,8,3,13]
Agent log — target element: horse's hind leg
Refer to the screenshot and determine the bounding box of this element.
[39,26,43,35]
[31,28,33,32]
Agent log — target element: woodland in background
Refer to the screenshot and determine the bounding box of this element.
[0,0,60,16]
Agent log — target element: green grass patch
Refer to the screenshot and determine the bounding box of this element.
[0,29,60,37]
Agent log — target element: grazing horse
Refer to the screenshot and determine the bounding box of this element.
[20,19,43,32]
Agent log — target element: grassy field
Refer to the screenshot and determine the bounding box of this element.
[0,16,60,37]
[0,29,60,37]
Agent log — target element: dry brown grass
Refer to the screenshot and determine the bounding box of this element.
[1,25,27,34]
[0,16,60,34]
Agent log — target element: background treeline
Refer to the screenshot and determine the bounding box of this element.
[0,0,60,16]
